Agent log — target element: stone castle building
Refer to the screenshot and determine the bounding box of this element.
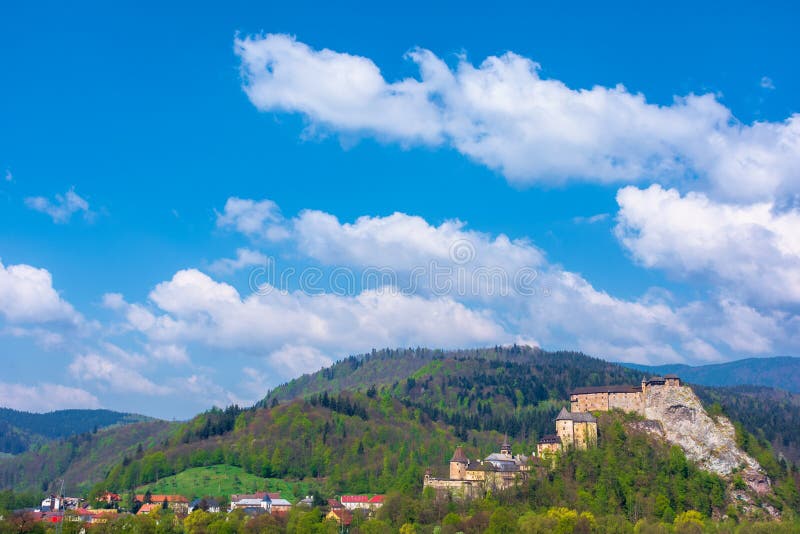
[424,438,530,499]
[570,375,681,415]
[536,375,681,458]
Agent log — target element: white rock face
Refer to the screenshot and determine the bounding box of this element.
[643,384,770,494]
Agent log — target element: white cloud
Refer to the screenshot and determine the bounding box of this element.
[216,197,288,240]
[0,260,82,325]
[70,352,171,395]
[615,185,800,306]
[148,344,190,365]
[236,34,800,204]
[0,382,100,412]
[760,76,775,90]
[208,248,268,275]
[25,187,92,223]
[4,170,12,182]
[573,213,609,224]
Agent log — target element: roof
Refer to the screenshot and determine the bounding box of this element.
[231,492,268,502]
[270,499,292,507]
[664,374,680,379]
[341,495,369,503]
[556,407,597,423]
[570,385,641,395]
[450,446,468,463]
[368,495,385,504]
[327,509,353,525]
[538,434,562,445]
[328,499,343,509]
[137,503,161,515]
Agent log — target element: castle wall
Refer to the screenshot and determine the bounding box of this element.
[537,442,561,458]
[572,422,598,450]
[608,392,645,415]
[571,392,609,412]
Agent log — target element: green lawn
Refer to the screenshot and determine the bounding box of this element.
[135,465,313,501]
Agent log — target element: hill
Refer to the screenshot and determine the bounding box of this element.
[264,347,800,462]
[619,356,800,393]
[136,465,311,501]
[0,419,177,495]
[0,407,153,455]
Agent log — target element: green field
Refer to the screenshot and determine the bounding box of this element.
[136,465,314,501]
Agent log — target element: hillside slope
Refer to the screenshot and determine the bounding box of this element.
[0,408,153,455]
[620,357,800,393]
[0,420,177,495]
[266,347,800,463]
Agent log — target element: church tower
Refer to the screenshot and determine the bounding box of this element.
[500,435,512,456]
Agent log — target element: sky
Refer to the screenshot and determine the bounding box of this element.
[1,1,799,418]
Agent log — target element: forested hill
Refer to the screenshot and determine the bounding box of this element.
[0,408,153,455]
[620,356,800,393]
[263,346,800,463]
[262,346,644,404]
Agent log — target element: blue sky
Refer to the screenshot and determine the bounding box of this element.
[1,1,798,418]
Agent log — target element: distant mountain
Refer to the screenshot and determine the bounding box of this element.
[618,356,800,393]
[0,407,154,454]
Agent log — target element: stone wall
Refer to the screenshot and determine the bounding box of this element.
[608,392,645,414]
[571,392,609,412]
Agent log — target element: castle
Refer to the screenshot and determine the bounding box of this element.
[427,376,683,497]
[423,437,530,499]
[537,375,681,458]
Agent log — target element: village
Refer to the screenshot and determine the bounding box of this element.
[19,490,385,529]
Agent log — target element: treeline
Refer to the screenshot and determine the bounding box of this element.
[306,392,369,420]
[176,406,248,444]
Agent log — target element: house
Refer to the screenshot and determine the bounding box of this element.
[326,508,353,526]
[97,492,121,505]
[189,498,221,513]
[269,498,292,516]
[134,494,189,515]
[339,494,385,511]
[327,498,344,510]
[137,503,161,515]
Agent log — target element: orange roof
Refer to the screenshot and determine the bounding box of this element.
[137,503,161,515]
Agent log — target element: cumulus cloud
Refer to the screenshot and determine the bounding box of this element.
[0,382,100,412]
[236,34,800,204]
[208,248,268,275]
[25,187,93,223]
[216,197,289,240]
[615,185,800,306]
[0,260,82,325]
[70,351,171,395]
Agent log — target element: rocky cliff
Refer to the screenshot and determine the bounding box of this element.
[641,384,771,496]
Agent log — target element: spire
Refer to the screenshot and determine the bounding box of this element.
[450,446,468,463]
[500,434,511,454]
[556,407,571,420]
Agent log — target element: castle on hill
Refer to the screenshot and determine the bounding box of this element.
[537,375,682,458]
[426,375,683,498]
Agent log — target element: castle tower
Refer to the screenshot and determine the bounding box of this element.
[449,446,468,480]
[500,434,511,456]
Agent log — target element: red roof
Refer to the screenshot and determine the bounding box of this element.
[341,495,369,503]
[368,495,385,503]
[137,503,161,515]
[329,509,353,525]
[328,499,343,509]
